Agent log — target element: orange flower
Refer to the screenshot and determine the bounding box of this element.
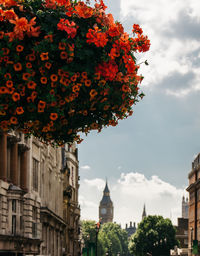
[51,101,57,107]
[27,81,37,89]
[94,73,101,80]
[0,31,4,39]
[16,107,24,115]
[58,69,64,76]
[104,105,109,110]
[6,80,13,88]
[50,113,58,121]
[27,97,32,103]
[70,74,77,82]
[45,62,52,69]
[72,85,80,93]
[50,74,58,82]
[49,89,55,95]
[3,9,17,20]
[122,84,131,93]
[38,100,46,109]
[58,42,66,50]
[40,77,48,84]
[13,63,22,71]
[10,116,18,124]
[38,107,44,113]
[60,51,68,59]
[59,100,65,106]
[82,72,87,78]
[7,87,15,94]
[98,80,106,86]
[4,73,11,79]
[28,54,36,61]
[22,73,31,80]
[75,2,93,18]
[44,34,53,42]
[40,52,49,61]
[16,45,24,52]
[26,62,32,69]
[0,110,6,116]
[85,80,91,87]
[2,48,10,55]
[12,92,20,102]
[90,89,98,98]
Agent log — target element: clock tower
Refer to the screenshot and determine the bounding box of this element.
[99,181,114,224]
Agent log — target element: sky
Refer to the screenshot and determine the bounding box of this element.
[78,0,200,227]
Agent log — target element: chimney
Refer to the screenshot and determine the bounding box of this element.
[134,222,136,228]
[130,221,132,227]
[126,223,128,229]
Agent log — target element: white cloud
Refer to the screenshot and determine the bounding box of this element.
[79,172,187,227]
[118,0,200,96]
[80,165,91,170]
[84,178,105,191]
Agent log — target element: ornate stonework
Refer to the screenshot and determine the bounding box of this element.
[0,133,81,256]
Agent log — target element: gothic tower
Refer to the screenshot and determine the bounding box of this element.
[99,181,114,224]
[142,204,147,220]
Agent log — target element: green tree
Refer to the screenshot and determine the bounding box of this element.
[98,222,129,256]
[81,220,97,248]
[129,215,179,256]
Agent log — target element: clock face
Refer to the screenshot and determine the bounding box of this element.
[101,208,107,214]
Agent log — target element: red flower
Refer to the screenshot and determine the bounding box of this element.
[57,19,78,39]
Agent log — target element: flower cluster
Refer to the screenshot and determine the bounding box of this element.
[0,0,150,145]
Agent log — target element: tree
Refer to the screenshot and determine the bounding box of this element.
[81,220,97,249]
[129,215,179,256]
[98,222,129,256]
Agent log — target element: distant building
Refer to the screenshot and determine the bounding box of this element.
[99,181,113,224]
[142,204,147,220]
[125,221,136,238]
[182,196,189,219]
[171,196,189,256]
[186,153,200,256]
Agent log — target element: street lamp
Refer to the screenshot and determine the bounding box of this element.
[95,221,101,256]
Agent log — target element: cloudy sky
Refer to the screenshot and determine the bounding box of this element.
[78,0,200,227]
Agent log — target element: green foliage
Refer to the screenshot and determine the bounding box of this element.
[81,221,129,256]
[129,215,179,256]
[81,220,97,248]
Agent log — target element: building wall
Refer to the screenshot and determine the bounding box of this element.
[62,143,81,256]
[187,153,200,256]
[0,132,81,256]
[0,132,41,255]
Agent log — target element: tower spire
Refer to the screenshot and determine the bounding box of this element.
[142,204,147,220]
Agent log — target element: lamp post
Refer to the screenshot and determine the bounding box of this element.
[95,221,101,256]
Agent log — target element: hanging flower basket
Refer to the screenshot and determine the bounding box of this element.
[0,0,150,145]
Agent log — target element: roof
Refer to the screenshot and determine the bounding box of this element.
[104,181,110,193]
[100,181,113,205]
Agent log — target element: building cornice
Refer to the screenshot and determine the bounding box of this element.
[186,178,200,192]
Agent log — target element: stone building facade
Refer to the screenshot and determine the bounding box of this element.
[0,131,80,256]
[62,143,81,256]
[125,221,136,238]
[187,153,200,256]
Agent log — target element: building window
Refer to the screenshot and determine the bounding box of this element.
[12,199,16,213]
[32,158,39,191]
[20,216,23,231]
[12,215,16,235]
[32,206,37,238]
